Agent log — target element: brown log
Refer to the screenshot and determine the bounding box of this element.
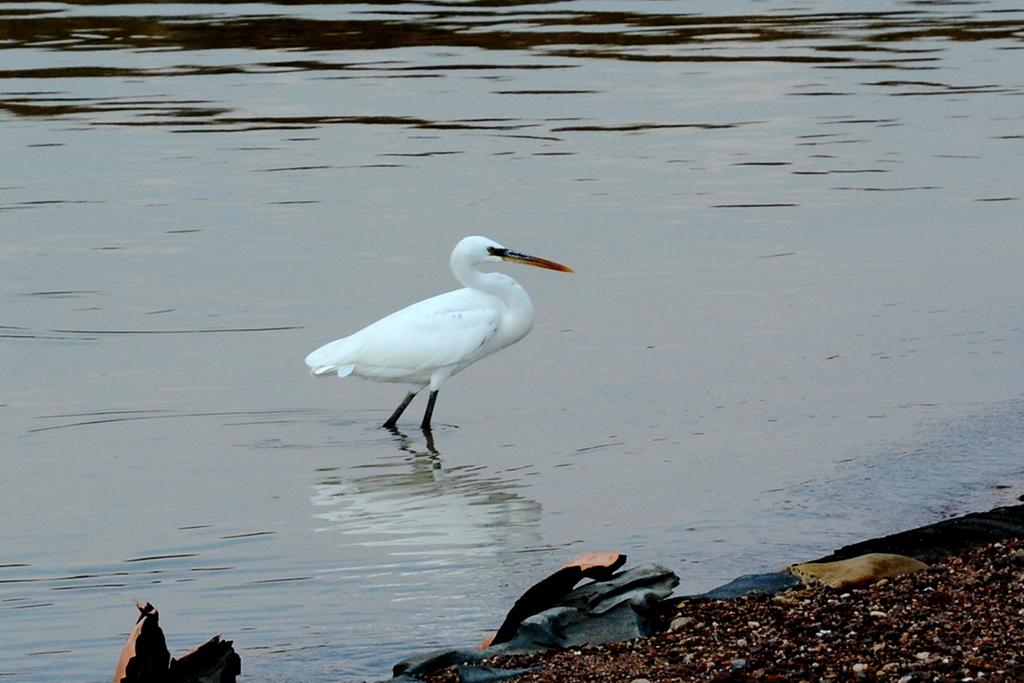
[113,601,170,683]
[562,551,626,577]
[112,601,239,683]
[169,634,241,682]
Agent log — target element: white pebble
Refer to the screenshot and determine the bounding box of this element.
[670,616,694,631]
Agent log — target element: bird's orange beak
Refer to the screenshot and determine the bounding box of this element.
[502,251,574,273]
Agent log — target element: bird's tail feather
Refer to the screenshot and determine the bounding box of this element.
[309,364,354,378]
[305,337,357,378]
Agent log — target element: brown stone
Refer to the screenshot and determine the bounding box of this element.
[788,553,928,589]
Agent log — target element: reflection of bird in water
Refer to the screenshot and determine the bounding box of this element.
[391,426,439,457]
[310,453,543,557]
[305,235,572,431]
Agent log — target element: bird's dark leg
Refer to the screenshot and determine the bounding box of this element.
[383,391,418,429]
[420,390,439,431]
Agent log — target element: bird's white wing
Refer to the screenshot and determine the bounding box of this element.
[307,288,503,381]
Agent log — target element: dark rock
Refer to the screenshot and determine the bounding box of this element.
[457,665,538,682]
[394,649,479,679]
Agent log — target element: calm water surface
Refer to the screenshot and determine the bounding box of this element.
[2,2,1023,680]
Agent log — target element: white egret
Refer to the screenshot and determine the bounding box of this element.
[305,235,573,430]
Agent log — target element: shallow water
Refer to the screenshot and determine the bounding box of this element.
[2,1,1023,680]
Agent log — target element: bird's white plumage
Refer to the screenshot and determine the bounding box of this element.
[305,287,507,388]
[304,236,570,417]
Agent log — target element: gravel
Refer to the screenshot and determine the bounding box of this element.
[420,539,1024,682]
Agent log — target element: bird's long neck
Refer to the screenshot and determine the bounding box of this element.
[451,258,534,316]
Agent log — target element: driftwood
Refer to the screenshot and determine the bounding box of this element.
[113,601,240,683]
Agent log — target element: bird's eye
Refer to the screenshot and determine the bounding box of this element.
[486,246,507,257]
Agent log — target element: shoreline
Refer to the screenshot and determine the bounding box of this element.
[413,503,1024,682]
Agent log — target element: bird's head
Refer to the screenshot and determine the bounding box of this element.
[454,235,573,273]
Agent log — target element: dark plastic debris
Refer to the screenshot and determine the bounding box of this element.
[813,503,1024,564]
[490,551,627,646]
[690,570,801,600]
[392,561,678,680]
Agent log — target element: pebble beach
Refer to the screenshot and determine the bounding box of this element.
[422,539,1024,682]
